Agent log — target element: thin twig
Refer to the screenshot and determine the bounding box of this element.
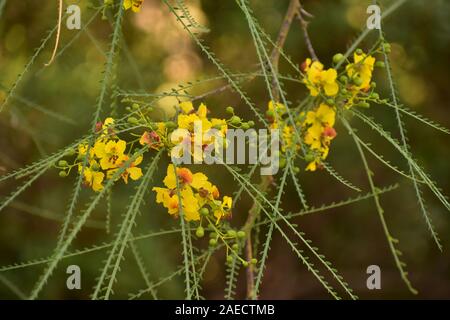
[243,0,299,300]
[45,0,63,67]
[296,1,318,61]
[269,0,299,101]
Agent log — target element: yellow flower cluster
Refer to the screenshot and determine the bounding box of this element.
[303,103,336,171]
[266,100,300,153]
[123,0,144,12]
[343,52,376,108]
[303,58,339,97]
[153,164,232,222]
[75,118,143,192]
[139,101,229,161]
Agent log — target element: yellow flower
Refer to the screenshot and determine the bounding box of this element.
[94,139,127,170]
[78,142,94,159]
[303,59,339,97]
[180,101,194,114]
[123,0,144,12]
[213,196,232,222]
[197,103,208,119]
[152,185,200,221]
[108,155,143,184]
[304,124,323,150]
[346,52,375,91]
[79,161,104,192]
[305,103,336,128]
[162,164,208,191]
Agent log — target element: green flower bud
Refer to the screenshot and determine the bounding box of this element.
[226,106,234,114]
[332,53,344,64]
[242,261,249,267]
[58,160,68,167]
[230,116,241,125]
[375,61,385,68]
[64,148,76,157]
[132,103,140,110]
[370,82,377,88]
[227,230,237,238]
[355,48,363,55]
[91,162,100,171]
[127,117,139,125]
[195,226,205,238]
[304,153,315,163]
[200,207,209,216]
[237,231,246,238]
[241,123,249,130]
[248,121,255,127]
[250,258,258,265]
[339,75,348,83]
[59,171,68,178]
[209,232,217,238]
[383,42,391,53]
[326,98,335,106]
[358,102,370,108]
[209,238,217,246]
[232,243,239,250]
[279,157,286,169]
[371,93,379,100]
[165,121,176,129]
[226,255,234,263]
[353,77,363,86]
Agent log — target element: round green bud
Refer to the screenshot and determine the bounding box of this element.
[64,148,76,157]
[165,121,176,129]
[127,117,139,125]
[355,48,363,55]
[226,255,234,264]
[241,123,249,130]
[91,162,100,171]
[304,153,315,163]
[375,61,385,68]
[237,231,246,238]
[358,102,370,108]
[242,261,249,267]
[200,207,209,216]
[227,230,237,238]
[326,98,335,106]
[232,243,239,250]
[293,166,300,173]
[383,42,391,53]
[104,0,114,5]
[332,53,344,64]
[195,226,205,238]
[226,106,234,114]
[371,93,379,100]
[250,258,258,265]
[279,157,286,169]
[58,160,68,167]
[339,75,348,83]
[209,238,217,246]
[59,171,68,178]
[341,88,348,94]
[230,116,241,125]
[370,82,377,88]
[209,232,217,238]
[353,77,363,86]
[248,121,255,127]
[132,103,140,110]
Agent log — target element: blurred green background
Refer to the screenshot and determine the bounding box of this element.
[0,0,449,299]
